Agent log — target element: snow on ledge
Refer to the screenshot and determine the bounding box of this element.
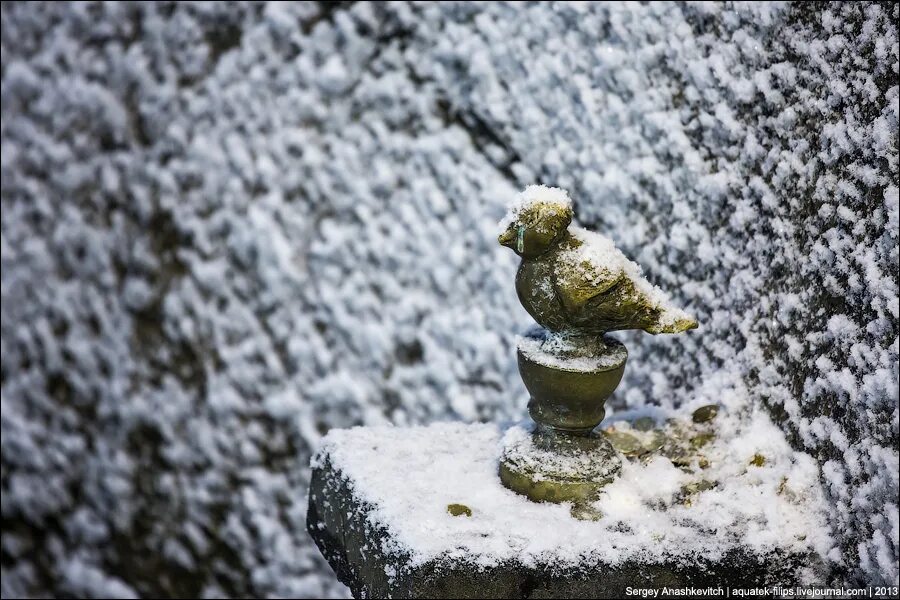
[311,409,833,575]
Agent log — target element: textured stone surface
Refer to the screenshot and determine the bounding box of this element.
[1,2,896,596]
[308,428,814,599]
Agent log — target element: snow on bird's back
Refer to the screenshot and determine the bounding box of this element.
[563,226,694,329]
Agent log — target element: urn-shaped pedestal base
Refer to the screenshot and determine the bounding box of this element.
[499,329,627,505]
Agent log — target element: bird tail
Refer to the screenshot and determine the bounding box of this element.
[645,310,698,334]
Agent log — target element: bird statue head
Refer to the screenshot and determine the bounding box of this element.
[498,186,573,258]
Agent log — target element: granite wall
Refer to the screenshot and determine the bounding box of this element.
[2,2,896,596]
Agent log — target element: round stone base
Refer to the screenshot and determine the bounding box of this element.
[499,425,622,503]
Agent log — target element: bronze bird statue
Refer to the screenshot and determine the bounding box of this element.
[497,185,697,335]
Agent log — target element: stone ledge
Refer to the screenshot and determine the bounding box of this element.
[306,422,827,598]
[309,466,808,598]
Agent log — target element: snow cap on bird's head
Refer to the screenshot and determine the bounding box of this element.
[498,185,573,257]
[498,185,573,231]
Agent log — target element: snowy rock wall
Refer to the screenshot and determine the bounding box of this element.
[1,2,897,597]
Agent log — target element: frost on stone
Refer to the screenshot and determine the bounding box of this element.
[1,1,897,596]
[313,416,832,575]
[516,328,627,373]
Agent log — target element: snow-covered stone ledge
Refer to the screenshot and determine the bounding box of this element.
[307,413,831,598]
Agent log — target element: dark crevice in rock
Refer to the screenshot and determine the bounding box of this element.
[435,98,521,184]
[204,19,243,68]
[302,1,358,35]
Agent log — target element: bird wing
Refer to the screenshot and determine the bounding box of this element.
[553,259,622,317]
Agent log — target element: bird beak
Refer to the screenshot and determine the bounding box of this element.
[498,226,517,248]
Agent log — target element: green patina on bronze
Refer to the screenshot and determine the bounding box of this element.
[497,194,699,504]
[500,426,622,504]
[519,335,627,433]
[498,201,698,335]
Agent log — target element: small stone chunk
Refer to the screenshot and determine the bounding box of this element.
[603,430,643,456]
[633,416,656,432]
[605,411,722,473]
[681,479,717,506]
[570,502,603,521]
[684,479,716,494]
[447,503,472,517]
[641,430,666,454]
[690,432,715,449]
[777,477,789,495]
[749,453,766,467]
[660,440,693,467]
[692,404,719,423]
